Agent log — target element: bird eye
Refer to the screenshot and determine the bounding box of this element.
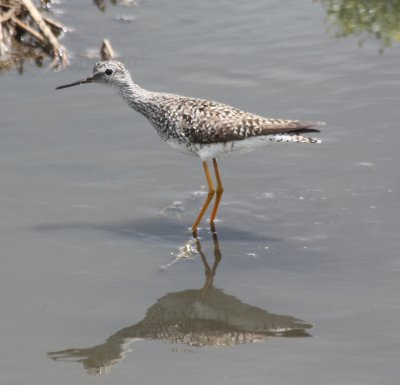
[105,69,113,76]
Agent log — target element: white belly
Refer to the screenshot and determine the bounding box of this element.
[166,134,316,160]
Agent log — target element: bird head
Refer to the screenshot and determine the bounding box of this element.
[56,60,131,90]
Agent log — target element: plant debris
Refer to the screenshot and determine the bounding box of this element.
[0,0,67,72]
[100,38,115,60]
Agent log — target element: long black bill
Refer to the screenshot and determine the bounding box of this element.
[56,77,93,90]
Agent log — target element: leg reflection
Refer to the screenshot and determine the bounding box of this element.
[194,223,222,301]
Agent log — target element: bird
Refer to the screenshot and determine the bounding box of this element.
[56,60,324,233]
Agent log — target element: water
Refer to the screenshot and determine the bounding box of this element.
[1,0,399,383]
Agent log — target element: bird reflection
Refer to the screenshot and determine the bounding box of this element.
[48,224,312,375]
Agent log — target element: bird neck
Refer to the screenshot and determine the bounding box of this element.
[117,79,152,116]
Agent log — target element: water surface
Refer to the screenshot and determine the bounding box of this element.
[0,0,399,384]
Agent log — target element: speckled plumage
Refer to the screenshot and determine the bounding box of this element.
[56,60,324,231]
[58,60,323,159]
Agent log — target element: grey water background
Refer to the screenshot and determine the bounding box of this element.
[1,0,399,383]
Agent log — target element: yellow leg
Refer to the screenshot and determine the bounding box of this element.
[210,158,224,222]
[192,161,215,232]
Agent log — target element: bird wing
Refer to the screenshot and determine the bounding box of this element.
[178,99,323,144]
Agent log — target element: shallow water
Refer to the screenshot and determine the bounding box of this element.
[1,0,399,383]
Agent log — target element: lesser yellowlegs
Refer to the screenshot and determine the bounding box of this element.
[57,60,324,232]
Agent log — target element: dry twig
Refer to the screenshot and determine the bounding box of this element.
[100,38,115,60]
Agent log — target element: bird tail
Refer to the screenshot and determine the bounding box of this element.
[269,125,323,143]
[292,134,321,144]
[268,133,321,144]
[285,121,325,143]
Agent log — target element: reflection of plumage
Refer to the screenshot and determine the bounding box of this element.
[118,286,312,347]
[48,286,311,374]
[48,227,312,375]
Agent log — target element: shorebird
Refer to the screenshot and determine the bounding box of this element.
[57,60,324,232]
